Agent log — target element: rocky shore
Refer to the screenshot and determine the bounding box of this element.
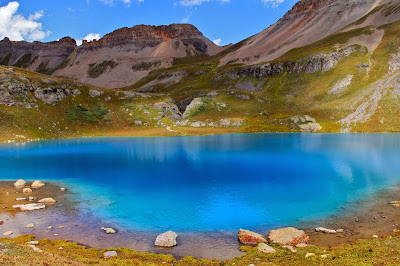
[1,180,400,262]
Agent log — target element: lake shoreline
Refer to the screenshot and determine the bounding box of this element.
[1,180,400,261]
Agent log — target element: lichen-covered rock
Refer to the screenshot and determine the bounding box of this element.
[238,229,267,245]
[291,115,322,132]
[153,101,182,122]
[104,251,117,258]
[34,88,81,105]
[268,227,309,246]
[219,119,231,127]
[190,121,206,128]
[155,231,178,247]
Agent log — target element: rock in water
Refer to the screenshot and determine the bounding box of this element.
[22,188,32,194]
[31,181,45,189]
[13,203,46,211]
[257,243,276,254]
[104,251,117,258]
[268,227,309,246]
[3,231,13,236]
[238,229,267,245]
[26,223,35,228]
[38,198,56,204]
[14,179,26,188]
[155,231,178,247]
[101,227,116,234]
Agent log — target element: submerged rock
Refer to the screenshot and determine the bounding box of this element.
[31,181,45,189]
[238,229,267,245]
[38,198,56,204]
[155,231,178,247]
[257,243,276,254]
[101,227,116,234]
[14,179,26,188]
[315,227,337,234]
[22,188,32,194]
[268,227,309,246]
[13,203,46,211]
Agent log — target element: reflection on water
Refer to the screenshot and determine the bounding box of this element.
[0,133,400,232]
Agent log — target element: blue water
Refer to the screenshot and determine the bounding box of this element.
[0,133,399,232]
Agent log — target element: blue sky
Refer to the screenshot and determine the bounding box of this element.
[0,0,297,46]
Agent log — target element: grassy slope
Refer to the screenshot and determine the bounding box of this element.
[2,233,400,265]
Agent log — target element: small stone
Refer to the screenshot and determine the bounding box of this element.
[336,229,344,233]
[296,243,308,248]
[155,231,178,247]
[101,227,116,234]
[60,187,66,191]
[13,203,45,211]
[47,226,53,229]
[315,227,337,234]
[3,231,13,236]
[257,243,276,254]
[104,251,117,259]
[54,234,58,236]
[58,247,63,250]
[27,245,43,253]
[282,245,297,253]
[38,198,56,204]
[238,229,267,245]
[58,226,65,229]
[22,188,32,194]
[31,181,45,189]
[305,253,315,258]
[16,198,26,201]
[372,235,379,239]
[14,179,26,188]
[26,223,35,228]
[27,241,39,245]
[321,254,329,259]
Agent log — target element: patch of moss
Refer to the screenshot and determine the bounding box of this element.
[88,60,117,78]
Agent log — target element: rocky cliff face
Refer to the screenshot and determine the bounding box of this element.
[0,37,76,74]
[219,0,397,65]
[0,24,221,89]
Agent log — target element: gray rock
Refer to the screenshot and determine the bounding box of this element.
[13,203,46,211]
[315,227,337,234]
[153,101,182,122]
[89,89,104,98]
[155,231,178,247]
[190,121,206,128]
[176,120,189,126]
[291,115,322,133]
[14,179,26,188]
[104,95,112,102]
[104,251,117,258]
[134,120,143,127]
[34,88,80,105]
[182,98,205,119]
[101,227,116,234]
[219,119,231,127]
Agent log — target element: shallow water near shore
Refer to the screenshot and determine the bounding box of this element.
[1,133,400,259]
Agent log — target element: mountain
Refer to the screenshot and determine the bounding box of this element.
[0,24,221,88]
[220,0,400,65]
[1,0,400,141]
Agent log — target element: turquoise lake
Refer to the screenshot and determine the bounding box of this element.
[0,133,399,233]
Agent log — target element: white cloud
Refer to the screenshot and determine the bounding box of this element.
[76,33,101,46]
[261,0,285,7]
[181,15,191,23]
[179,0,230,7]
[213,38,222,46]
[0,1,50,41]
[99,0,143,6]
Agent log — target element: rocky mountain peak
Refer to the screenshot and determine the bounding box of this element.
[285,0,334,16]
[85,24,203,46]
